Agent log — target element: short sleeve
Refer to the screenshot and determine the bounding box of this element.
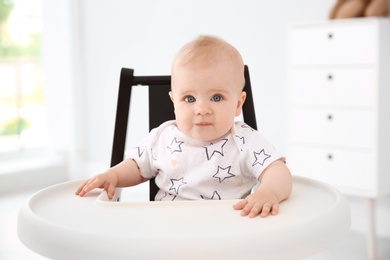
[125,120,177,179]
[232,122,285,180]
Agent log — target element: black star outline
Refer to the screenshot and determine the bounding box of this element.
[167,137,184,154]
[213,165,235,183]
[151,147,157,160]
[252,149,271,166]
[200,191,221,200]
[235,135,245,144]
[204,139,228,160]
[169,177,187,194]
[241,123,254,131]
[159,192,177,201]
[235,135,245,151]
[135,146,145,157]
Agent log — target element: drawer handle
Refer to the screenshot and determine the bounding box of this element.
[328,33,333,40]
[327,74,333,81]
[327,114,333,120]
[327,154,333,160]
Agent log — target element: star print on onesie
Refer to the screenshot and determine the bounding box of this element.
[252,149,271,166]
[204,139,228,160]
[135,146,145,157]
[167,137,183,154]
[169,177,187,194]
[213,166,235,183]
[159,192,177,201]
[200,191,221,200]
[125,120,284,201]
[241,124,254,131]
[235,135,245,151]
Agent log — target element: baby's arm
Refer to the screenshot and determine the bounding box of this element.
[233,159,292,218]
[75,159,149,199]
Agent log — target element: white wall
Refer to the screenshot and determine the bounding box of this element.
[78,0,334,166]
[43,0,390,238]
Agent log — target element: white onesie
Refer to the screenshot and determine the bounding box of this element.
[126,120,283,201]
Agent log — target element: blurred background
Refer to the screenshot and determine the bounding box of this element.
[0,0,389,259]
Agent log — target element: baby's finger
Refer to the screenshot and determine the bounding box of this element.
[259,203,272,218]
[84,178,101,192]
[270,203,279,215]
[78,178,102,196]
[233,199,247,210]
[241,201,255,216]
[75,179,90,195]
[248,204,262,218]
[106,183,116,200]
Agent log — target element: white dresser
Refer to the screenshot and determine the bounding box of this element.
[287,18,390,260]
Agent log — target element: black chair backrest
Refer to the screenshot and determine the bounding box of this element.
[110,65,257,201]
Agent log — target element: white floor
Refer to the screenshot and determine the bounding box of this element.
[1,188,389,260]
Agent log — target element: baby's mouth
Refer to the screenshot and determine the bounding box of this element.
[196,122,211,126]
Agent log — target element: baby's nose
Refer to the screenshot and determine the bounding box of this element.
[195,102,212,115]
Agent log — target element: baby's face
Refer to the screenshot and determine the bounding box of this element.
[170,61,246,142]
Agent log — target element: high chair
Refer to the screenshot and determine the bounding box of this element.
[17,66,351,260]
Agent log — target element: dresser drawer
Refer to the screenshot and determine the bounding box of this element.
[288,68,376,107]
[289,22,377,65]
[288,108,375,149]
[288,146,375,191]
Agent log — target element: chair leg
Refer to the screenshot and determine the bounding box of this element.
[365,198,377,260]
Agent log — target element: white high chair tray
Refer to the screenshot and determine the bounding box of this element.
[18,176,350,260]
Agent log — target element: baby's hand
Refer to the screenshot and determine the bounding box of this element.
[233,188,280,218]
[75,172,118,199]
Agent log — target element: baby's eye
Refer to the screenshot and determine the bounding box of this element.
[184,96,196,103]
[211,95,223,102]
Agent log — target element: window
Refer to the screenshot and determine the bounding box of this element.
[0,0,47,154]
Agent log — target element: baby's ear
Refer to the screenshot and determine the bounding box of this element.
[235,91,247,116]
[168,91,174,102]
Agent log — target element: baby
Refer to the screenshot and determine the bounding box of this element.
[76,35,292,218]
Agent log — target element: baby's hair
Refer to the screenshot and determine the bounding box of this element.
[172,35,245,89]
[173,35,243,67]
